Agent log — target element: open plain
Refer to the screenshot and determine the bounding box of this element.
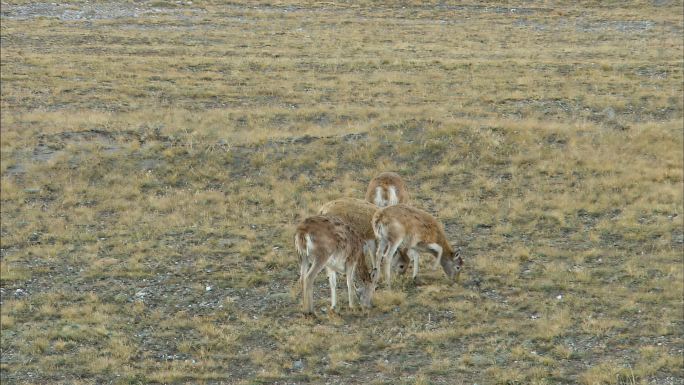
[1,1,683,384]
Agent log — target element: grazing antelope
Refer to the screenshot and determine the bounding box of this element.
[364,172,411,275]
[294,215,378,314]
[372,204,464,288]
[318,197,411,275]
[365,172,409,208]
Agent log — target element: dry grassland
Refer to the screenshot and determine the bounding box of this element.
[1,1,682,384]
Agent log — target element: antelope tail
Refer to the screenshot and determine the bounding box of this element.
[294,232,307,260]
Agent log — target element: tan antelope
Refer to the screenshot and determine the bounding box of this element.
[365,172,409,208]
[318,197,411,275]
[364,172,411,275]
[372,204,464,288]
[294,215,378,314]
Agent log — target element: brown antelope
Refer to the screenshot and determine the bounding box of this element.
[318,197,411,275]
[364,172,411,275]
[294,215,378,314]
[372,204,464,288]
[365,172,409,208]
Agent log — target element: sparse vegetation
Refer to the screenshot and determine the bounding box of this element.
[1,1,682,384]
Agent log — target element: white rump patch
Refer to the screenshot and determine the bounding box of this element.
[374,186,386,207]
[305,234,315,256]
[388,186,399,206]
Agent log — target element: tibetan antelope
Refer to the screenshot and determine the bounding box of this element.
[294,215,378,314]
[372,204,464,288]
[364,172,411,274]
[365,172,408,208]
[318,197,411,275]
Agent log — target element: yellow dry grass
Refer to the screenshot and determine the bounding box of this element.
[1,1,682,384]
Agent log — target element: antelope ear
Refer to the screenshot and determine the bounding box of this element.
[453,247,464,267]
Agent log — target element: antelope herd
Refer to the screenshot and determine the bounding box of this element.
[294,171,464,315]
